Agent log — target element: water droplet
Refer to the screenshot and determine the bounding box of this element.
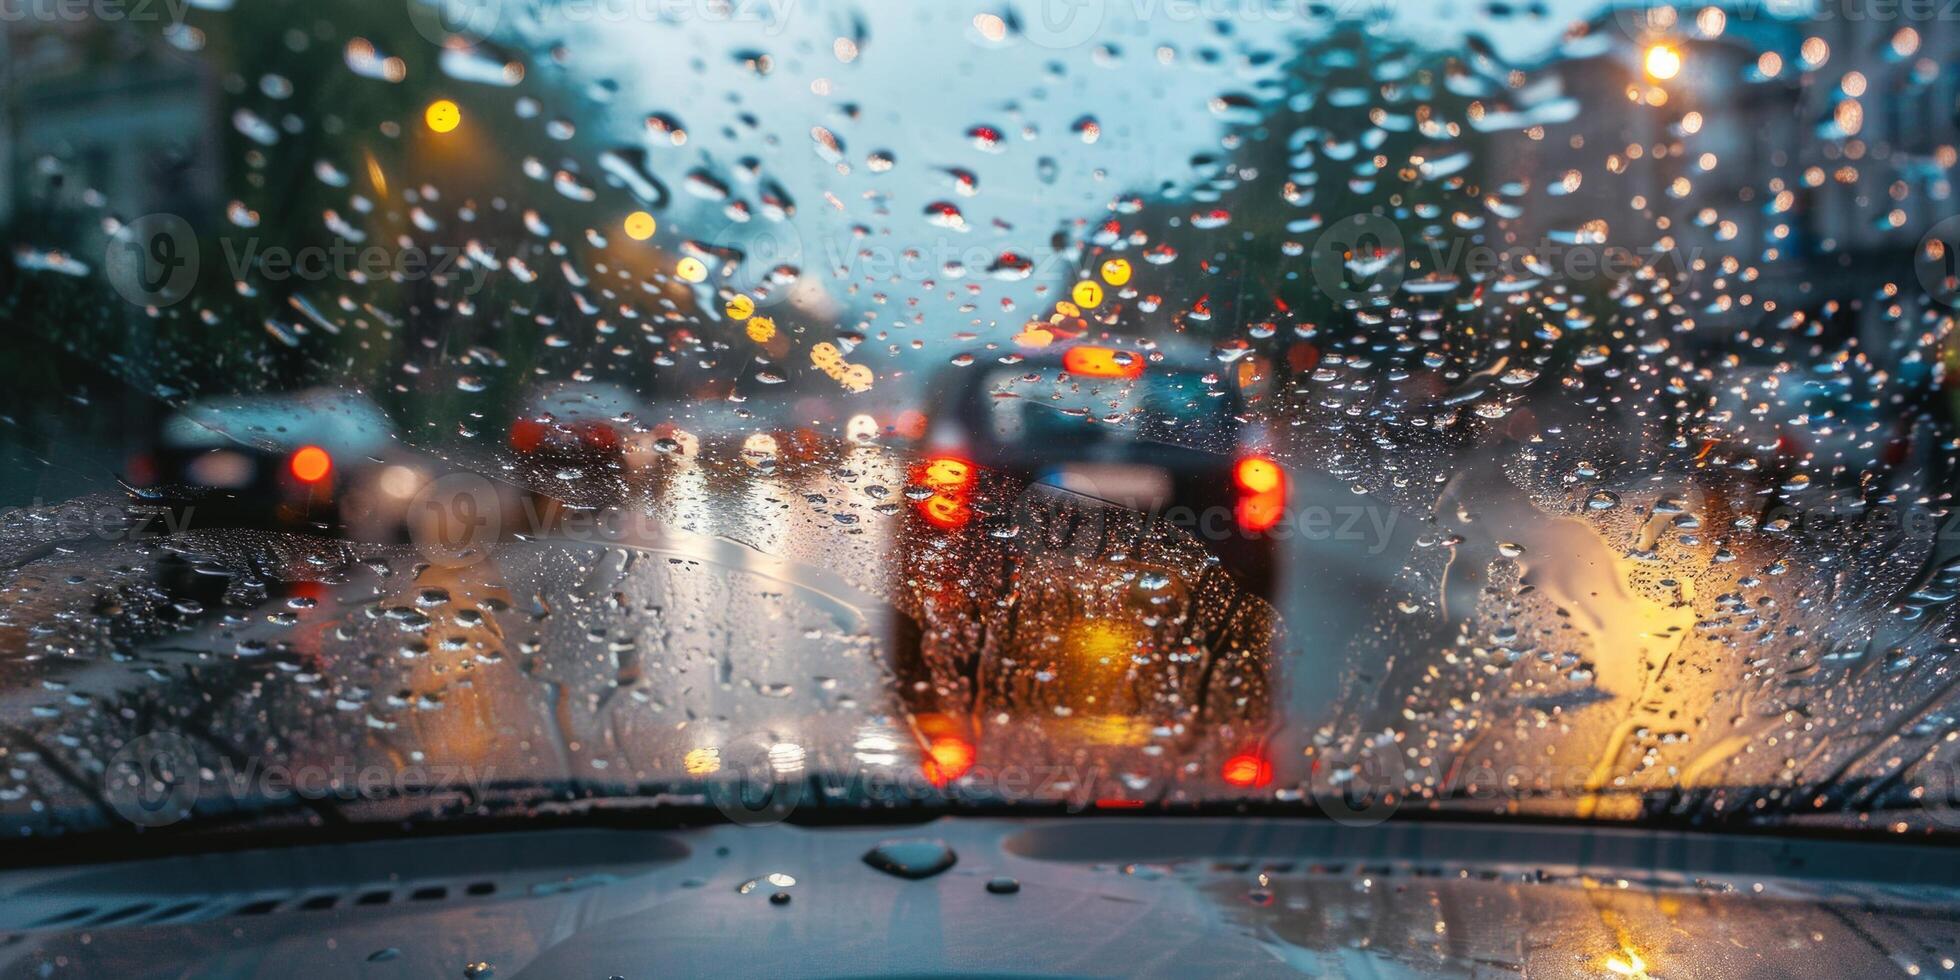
[862,839,957,879]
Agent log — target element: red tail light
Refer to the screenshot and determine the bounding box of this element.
[1222,752,1273,788]
[1233,457,1282,494]
[1233,455,1285,532]
[916,456,975,492]
[509,418,546,453]
[125,453,156,487]
[911,456,976,530]
[576,421,620,453]
[1062,345,1145,379]
[289,445,333,483]
[922,735,975,788]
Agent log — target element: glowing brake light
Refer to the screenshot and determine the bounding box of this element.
[919,494,972,530]
[1221,752,1273,788]
[911,456,977,530]
[918,456,974,492]
[289,445,332,483]
[509,418,546,453]
[1233,455,1285,533]
[1062,345,1145,379]
[576,421,620,453]
[1234,457,1283,495]
[915,714,977,787]
[923,735,975,787]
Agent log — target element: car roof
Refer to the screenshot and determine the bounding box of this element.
[163,388,394,457]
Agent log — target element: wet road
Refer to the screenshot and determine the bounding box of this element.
[0,443,1308,830]
[0,426,1947,835]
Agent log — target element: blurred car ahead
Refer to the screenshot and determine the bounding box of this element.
[129,388,434,541]
[913,343,1286,597]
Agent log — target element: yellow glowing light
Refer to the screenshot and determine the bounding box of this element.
[1063,620,1136,673]
[623,210,656,240]
[725,294,755,320]
[743,433,780,458]
[424,99,461,133]
[811,341,845,372]
[745,315,776,343]
[675,256,708,283]
[1644,45,1681,81]
[972,13,1007,41]
[363,150,388,198]
[1604,952,1648,977]
[1013,326,1056,348]
[1071,280,1104,308]
[919,457,973,491]
[1100,257,1132,286]
[683,747,721,775]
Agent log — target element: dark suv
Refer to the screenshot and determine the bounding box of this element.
[912,343,1286,597]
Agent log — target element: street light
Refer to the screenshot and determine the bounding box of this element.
[1644,44,1682,81]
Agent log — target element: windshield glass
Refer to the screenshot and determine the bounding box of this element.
[2,0,1959,842]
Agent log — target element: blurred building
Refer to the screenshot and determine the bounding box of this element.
[1,17,218,229]
[1495,2,1958,360]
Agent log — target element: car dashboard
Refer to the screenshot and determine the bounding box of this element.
[3,817,1957,978]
